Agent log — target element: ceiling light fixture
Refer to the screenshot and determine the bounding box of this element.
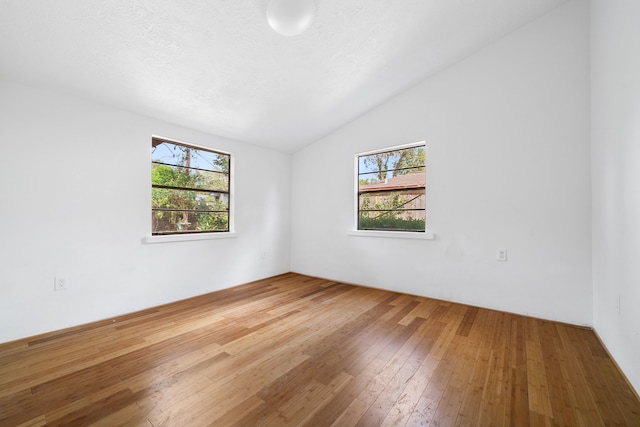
[266,0,316,37]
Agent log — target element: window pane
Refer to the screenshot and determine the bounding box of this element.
[152,140,229,173]
[357,144,426,232]
[358,146,425,176]
[360,190,425,211]
[152,188,229,211]
[358,210,425,231]
[152,164,229,192]
[151,137,231,236]
[359,189,425,231]
[152,211,229,234]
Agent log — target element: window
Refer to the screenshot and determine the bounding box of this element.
[357,143,426,232]
[151,137,230,235]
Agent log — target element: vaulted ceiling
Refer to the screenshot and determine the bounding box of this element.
[0,0,568,152]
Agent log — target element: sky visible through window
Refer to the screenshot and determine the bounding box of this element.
[152,142,227,172]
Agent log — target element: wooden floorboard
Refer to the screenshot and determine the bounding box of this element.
[0,272,638,426]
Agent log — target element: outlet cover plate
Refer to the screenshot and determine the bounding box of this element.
[54,277,68,291]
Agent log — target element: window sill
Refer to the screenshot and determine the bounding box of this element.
[348,230,435,240]
[143,232,237,244]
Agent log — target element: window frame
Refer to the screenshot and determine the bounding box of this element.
[353,141,433,239]
[149,136,234,239]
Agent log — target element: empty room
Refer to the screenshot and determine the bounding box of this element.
[1,0,639,425]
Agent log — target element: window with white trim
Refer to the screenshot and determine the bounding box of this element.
[151,137,230,235]
[356,143,426,232]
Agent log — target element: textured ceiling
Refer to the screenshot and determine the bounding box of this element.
[0,0,568,152]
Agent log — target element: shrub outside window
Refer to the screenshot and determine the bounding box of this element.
[151,137,230,235]
[357,143,426,232]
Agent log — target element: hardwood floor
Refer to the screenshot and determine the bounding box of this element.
[1,273,639,426]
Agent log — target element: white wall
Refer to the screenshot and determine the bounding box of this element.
[291,0,592,325]
[591,0,640,394]
[0,79,291,343]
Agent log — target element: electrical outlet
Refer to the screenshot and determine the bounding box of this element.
[496,248,507,262]
[54,277,68,291]
[261,251,267,260]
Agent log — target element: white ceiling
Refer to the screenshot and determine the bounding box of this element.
[0,0,568,152]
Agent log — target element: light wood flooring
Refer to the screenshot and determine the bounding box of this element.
[1,273,639,426]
